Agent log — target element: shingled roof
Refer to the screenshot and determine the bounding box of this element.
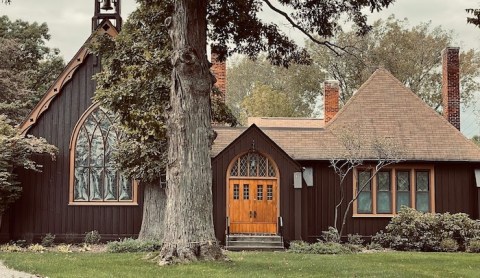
[213,69,480,162]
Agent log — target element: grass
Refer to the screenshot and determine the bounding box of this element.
[0,251,479,277]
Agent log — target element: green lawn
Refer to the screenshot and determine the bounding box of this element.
[0,251,479,277]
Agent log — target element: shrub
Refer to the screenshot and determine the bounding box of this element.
[0,244,23,252]
[467,239,480,253]
[321,227,340,243]
[56,244,72,253]
[372,207,480,251]
[28,244,47,253]
[439,238,458,252]
[41,233,55,247]
[84,230,101,245]
[347,234,364,246]
[78,243,92,252]
[289,241,353,254]
[366,242,383,251]
[107,238,162,253]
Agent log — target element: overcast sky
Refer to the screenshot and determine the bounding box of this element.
[2,0,480,136]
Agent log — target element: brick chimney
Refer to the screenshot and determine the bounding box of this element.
[442,47,460,130]
[324,80,340,124]
[211,51,226,102]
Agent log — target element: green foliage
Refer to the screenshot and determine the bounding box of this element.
[27,244,46,253]
[92,0,237,183]
[0,16,64,124]
[347,234,364,246]
[56,244,72,253]
[84,231,101,245]
[471,135,480,147]
[439,238,459,252]
[0,115,57,216]
[372,207,480,251]
[106,238,162,253]
[288,240,353,254]
[228,56,323,123]
[0,244,23,252]
[321,226,340,243]
[467,239,480,253]
[308,16,480,110]
[41,233,55,247]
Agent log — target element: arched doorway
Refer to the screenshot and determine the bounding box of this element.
[227,152,279,234]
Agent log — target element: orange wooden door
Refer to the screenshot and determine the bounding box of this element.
[228,179,277,234]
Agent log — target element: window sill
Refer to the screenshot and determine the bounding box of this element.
[68,202,138,206]
[353,214,395,218]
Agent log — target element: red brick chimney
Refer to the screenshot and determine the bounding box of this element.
[324,80,340,124]
[211,51,226,102]
[442,47,460,130]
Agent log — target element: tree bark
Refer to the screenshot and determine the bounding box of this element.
[138,181,165,241]
[159,0,224,264]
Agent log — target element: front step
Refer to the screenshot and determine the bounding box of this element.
[225,234,284,251]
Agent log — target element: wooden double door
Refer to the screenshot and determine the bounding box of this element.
[228,179,278,234]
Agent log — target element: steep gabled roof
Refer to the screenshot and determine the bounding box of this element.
[326,68,480,161]
[19,20,119,135]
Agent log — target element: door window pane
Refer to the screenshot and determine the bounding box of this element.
[267,185,273,200]
[233,184,239,200]
[257,185,263,200]
[243,184,249,200]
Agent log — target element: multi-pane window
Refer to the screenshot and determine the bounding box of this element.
[267,185,273,201]
[243,184,249,200]
[354,167,433,216]
[72,105,134,203]
[230,153,277,177]
[233,184,239,200]
[416,171,430,212]
[257,185,263,200]
[396,171,411,212]
[377,171,392,213]
[357,171,372,213]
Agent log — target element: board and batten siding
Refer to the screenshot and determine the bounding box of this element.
[10,54,144,242]
[299,161,480,241]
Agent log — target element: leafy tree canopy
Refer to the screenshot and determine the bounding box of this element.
[227,55,323,123]
[307,16,480,109]
[0,16,64,124]
[0,115,57,217]
[92,0,236,183]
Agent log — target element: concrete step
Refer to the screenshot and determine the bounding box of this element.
[226,234,284,251]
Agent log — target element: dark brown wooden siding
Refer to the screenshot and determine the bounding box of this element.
[212,126,301,244]
[10,54,144,242]
[300,161,480,242]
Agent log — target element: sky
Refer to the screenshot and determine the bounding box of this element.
[2,0,480,136]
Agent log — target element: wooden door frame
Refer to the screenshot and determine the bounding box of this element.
[225,151,280,234]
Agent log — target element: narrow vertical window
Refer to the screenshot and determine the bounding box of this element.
[357,170,372,213]
[396,171,411,212]
[257,185,263,200]
[243,184,249,200]
[233,184,239,200]
[267,185,273,200]
[377,171,392,213]
[416,171,430,212]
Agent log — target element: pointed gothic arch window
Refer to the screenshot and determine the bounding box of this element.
[69,103,137,205]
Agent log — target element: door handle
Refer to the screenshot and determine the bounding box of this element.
[249,211,253,218]
[254,211,257,218]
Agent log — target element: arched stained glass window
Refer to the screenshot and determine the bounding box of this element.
[229,152,277,178]
[70,104,135,204]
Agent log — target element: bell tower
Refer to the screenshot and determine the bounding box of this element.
[92,0,122,32]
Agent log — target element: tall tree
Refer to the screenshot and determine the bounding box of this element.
[92,0,236,241]
[0,16,64,124]
[160,0,395,264]
[308,16,480,109]
[228,56,323,123]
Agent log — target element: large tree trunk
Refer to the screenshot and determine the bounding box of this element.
[138,181,165,241]
[158,0,224,264]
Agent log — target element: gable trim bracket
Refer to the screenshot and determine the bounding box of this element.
[19,20,119,136]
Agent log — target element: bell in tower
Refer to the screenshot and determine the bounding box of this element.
[92,0,122,32]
